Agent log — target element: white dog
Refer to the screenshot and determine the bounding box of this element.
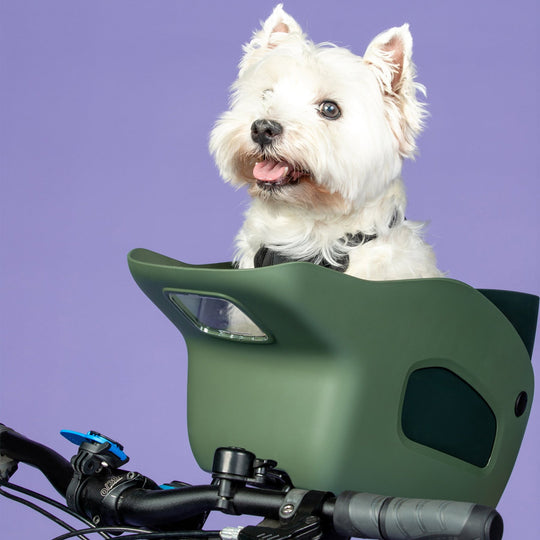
[210,4,442,280]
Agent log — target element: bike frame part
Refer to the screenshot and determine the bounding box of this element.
[0,427,503,539]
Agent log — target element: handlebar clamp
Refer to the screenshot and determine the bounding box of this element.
[69,470,157,526]
[240,489,342,540]
[61,429,153,524]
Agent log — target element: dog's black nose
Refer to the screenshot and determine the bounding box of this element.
[251,119,283,146]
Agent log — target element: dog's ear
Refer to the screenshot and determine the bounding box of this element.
[364,25,427,158]
[239,4,305,76]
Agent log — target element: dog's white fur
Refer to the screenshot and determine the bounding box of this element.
[210,4,442,280]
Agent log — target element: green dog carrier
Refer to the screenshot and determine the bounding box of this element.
[128,248,537,507]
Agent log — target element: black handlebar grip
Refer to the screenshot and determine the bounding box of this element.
[333,491,503,540]
[0,424,73,496]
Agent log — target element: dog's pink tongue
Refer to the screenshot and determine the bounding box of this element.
[253,160,288,182]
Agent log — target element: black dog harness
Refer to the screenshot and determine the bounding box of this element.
[254,212,402,273]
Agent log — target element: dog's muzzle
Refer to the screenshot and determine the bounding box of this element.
[251,119,283,146]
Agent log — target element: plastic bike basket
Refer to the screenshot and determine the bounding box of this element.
[128,248,537,507]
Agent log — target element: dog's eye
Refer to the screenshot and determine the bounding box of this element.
[318,100,341,120]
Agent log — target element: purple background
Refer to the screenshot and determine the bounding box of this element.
[1,1,538,538]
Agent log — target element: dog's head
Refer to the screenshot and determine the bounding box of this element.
[210,4,426,211]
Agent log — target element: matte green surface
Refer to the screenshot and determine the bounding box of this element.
[128,248,536,507]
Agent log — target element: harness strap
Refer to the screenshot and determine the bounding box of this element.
[254,211,403,272]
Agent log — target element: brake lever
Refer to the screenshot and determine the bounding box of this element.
[0,453,18,482]
[0,425,19,481]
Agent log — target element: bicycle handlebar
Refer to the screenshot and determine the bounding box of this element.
[332,491,503,540]
[0,424,503,540]
[0,424,72,496]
